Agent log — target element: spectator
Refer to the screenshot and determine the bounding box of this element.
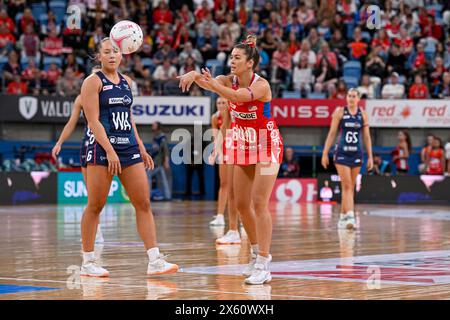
[278,0,292,27]
[2,51,21,85]
[218,12,241,43]
[316,42,338,70]
[287,31,301,56]
[408,74,429,99]
[422,14,443,42]
[348,28,368,63]
[153,0,173,26]
[317,18,332,41]
[195,0,212,22]
[307,28,325,54]
[18,24,40,62]
[386,44,407,76]
[402,13,422,40]
[371,29,391,58]
[385,15,402,40]
[153,42,178,65]
[141,79,153,96]
[237,0,249,26]
[196,25,218,61]
[336,0,357,23]
[260,29,278,59]
[259,1,274,25]
[56,68,81,97]
[197,12,219,37]
[331,13,346,38]
[433,72,450,99]
[148,122,172,201]
[411,41,427,76]
[392,130,411,175]
[313,56,338,95]
[271,41,292,88]
[419,134,434,174]
[329,28,348,58]
[382,72,405,99]
[266,12,284,40]
[214,0,230,24]
[365,46,386,80]
[154,23,174,48]
[371,154,391,176]
[357,74,376,99]
[152,58,178,95]
[331,79,347,99]
[286,12,304,39]
[426,137,445,175]
[173,25,195,51]
[179,56,200,75]
[279,147,300,178]
[87,25,105,56]
[178,4,196,29]
[292,55,314,96]
[63,53,85,79]
[246,12,264,37]
[42,27,64,56]
[297,1,316,28]
[217,28,233,56]
[429,56,447,91]
[179,41,203,65]
[131,55,151,81]
[0,22,15,55]
[41,11,61,37]
[41,63,62,95]
[393,28,414,56]
[7,74,28,94]
[19,8,36,34]
[185,132,206,199]
[445,138,450,176]
[293,39,317,68]
[0,9,15,33]
[21,58,42,95]
[138,30,154,59]
[133,0,152,33]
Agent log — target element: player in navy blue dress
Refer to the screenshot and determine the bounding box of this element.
[79,38,178,277]
[321,89,373,229]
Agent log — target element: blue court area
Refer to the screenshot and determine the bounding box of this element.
[0,284,58,295]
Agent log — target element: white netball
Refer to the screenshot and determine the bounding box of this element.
[109,20,143,54]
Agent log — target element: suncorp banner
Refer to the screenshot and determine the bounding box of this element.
[366,100,450,127]
[132,96,211,125]
[57,172,130,204]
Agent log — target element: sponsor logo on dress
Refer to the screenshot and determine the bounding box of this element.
[131,154,141,160]
[109,136,130,145]
[103,85,113,91]
[232,111,257,120]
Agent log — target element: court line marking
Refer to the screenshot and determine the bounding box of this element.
[0,276,350,300]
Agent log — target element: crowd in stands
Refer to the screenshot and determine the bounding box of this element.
[0,0,450,98]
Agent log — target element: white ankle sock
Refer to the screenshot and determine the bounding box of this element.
[347,211,355,217]
[256,255,271,268]
[83,251,95,264]
[147,247,160,262]
[251,244,259,256]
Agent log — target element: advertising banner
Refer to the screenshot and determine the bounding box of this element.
[0,94,78,123]
[0,172,57,205]
[272,99,367,126]
[132,96,211,125]
[270,178,318,203]
[57,172,130,204]
[317,174,450,204]
[366,99,450,127]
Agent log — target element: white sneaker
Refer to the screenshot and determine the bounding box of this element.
[80,261,109,277]
[245,264,272,285]
[216,230,241,245]
[147,254,179,276]
[337,213,356,230]
[242,253,257,277]
[210,215,225,226]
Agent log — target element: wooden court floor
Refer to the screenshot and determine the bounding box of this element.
[1,201,450,300]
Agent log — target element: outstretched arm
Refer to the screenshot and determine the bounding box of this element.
[52,95,82,160]
[362,110,373,171]
[321,107,343,169]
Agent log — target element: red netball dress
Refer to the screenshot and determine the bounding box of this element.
[223,73,283,165]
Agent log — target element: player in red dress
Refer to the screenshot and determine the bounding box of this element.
[178,35,282,284]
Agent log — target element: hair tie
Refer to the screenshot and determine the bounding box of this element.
[243,40,255,48]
